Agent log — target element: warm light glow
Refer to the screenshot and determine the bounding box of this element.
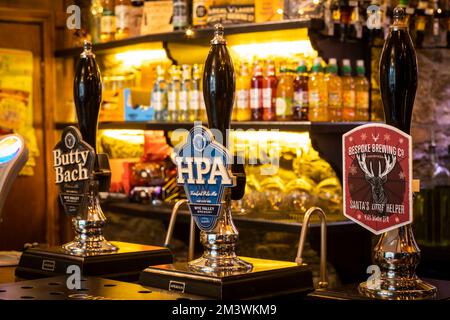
[276,8,283,15]
[185,28,195,37]
[230,40,316,60]
[115,50,167,68]
[100,130,144,144]
[437,8,442,14]
[298,9,304,15]
[313,0,320,4]
[230,131,311,155]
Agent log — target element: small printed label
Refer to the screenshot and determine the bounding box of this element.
[276,98,287,115]
[236,89,249,110]
[309,91,320,108]
[101,16,116,33]
[169,280,186,293]
[189,90,200,110]
[294,91,308,107]
[329,92,341,107]
[168,91,177,111]
[356,91,369,109]
[262,88,272,109]
[343,90,356,108]
[152,91,163,111]
[250,88,261,109]
[179,91,188,111]
[115,5,130,29]
[42,259,56,272]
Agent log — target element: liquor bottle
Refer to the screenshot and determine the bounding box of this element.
[115,0,131,40]
[416,1,428,47]
[193,64,206,121]
[152,65,167,121]
[380,7,417,133]
[173,0,189,30]
[324,0,335,36]
[292,60,309,121]
[235,63,251,121]
[100,0,116,42]
[250,60,264,121]
[428,137,450,246]
[167,66,181,122]
[203,24,235,143]
[354,59,370,121]
[179,64,191,121]
[193,0,209,28]
[276,66,293,121]
[308,57,328,122]
[432,0,441,46]
[339,0,353,41]
[341,59,356,121]
[350,0,363,39]
[262,60,278,121]
[189,64,201,121]
[90,0,103,43]
[325,58,342,122]
[130,0,144,37]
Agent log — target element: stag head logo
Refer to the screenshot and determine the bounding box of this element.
[356,153,396,212]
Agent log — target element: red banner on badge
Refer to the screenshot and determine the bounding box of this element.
[342,123,412,234]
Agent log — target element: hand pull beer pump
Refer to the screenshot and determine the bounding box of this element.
[16,41,172,280]
[139,25,318,299]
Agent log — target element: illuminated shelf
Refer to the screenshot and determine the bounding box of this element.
[55,121,366,133]
[55,19,324,58]
[101,200,354,233]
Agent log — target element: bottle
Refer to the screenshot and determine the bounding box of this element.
[90,0,103,44]
[262,60,278,121]
[173,0,188,30]
[130,0,144,37]
[167,66,181,122]
[416,1,428,47]
[115,0,131,40]
[276,66,293,121]
[250,60,264,121]
[341,59,356,121]
[152,65,167,121]
[325,58,342,122]
[192,64,206,121]
[308,57,328,122]
[235,63,251,121]
[354,59,370,121]
[380,6,417,133]
[193,0,209,28]
[189,64,201,121]
[178,64,191,121]
[429,139,450,246]
[100,0,116,42]
[292,60,309,121]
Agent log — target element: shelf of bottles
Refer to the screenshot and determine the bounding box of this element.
[56,18,325,57]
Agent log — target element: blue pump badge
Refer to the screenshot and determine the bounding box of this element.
[176,125,236,231]
[0,136,22,165]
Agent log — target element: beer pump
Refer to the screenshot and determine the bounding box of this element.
[312,7,438,300]
[357,6,436,300]
[16,41,172,280]
[139,25,323,299]
[0,134,28,218]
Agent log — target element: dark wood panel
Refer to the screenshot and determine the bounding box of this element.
[0,7,58,249]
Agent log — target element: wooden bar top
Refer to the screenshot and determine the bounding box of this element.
[0,267,16,284]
